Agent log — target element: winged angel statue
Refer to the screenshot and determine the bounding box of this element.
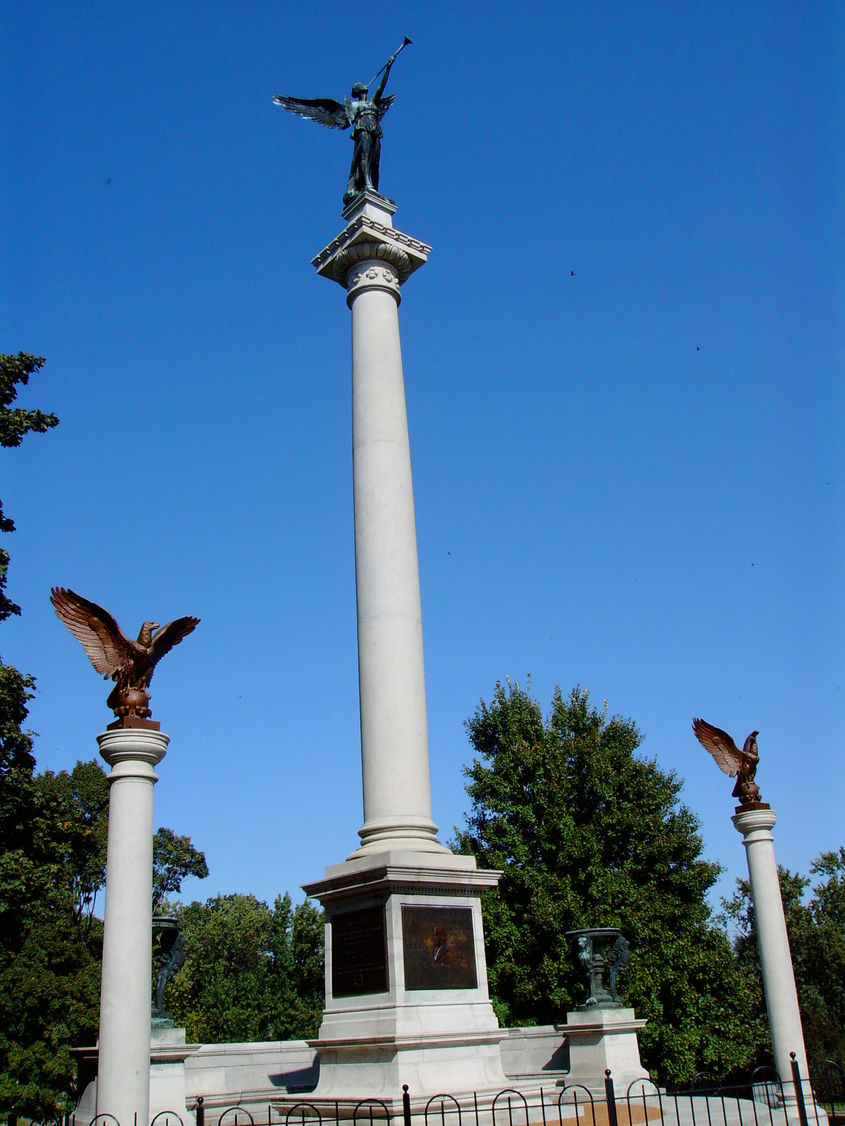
[273,37,411,205]
[692,717,762,805]
[51,587,199,724]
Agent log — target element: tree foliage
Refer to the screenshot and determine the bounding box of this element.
[0,353,58,620]
[453,680,766,1085]
[0,352,86,1116]
[723,847,845,1070]
[152,827,210,914]
[166,893,324,1043]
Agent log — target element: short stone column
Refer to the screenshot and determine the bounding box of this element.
[733,807,818,1116]
[96,726,169,1126]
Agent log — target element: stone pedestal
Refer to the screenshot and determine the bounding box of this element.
[733,807,822,1119]
[150,1026,199,1123]
[96,726,169,1126]
[302,851,508,1098]
[71,1029,200,1125]
[558,1009,649,1094]
[297,193,508,1098]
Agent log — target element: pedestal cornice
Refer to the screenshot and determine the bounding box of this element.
[303,856,502,905]
[313,196,430,288]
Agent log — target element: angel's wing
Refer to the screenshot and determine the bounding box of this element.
[272,95,351,130]
[150,617,200,664]
[376,93,395,120]
[692,717,743,776]
[50,587,135,678]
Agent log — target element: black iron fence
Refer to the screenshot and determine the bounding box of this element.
[5,1056,844,1126]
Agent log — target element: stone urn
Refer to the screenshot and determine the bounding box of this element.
[566,927,630,1009]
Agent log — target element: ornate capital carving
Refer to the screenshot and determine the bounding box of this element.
[346,257,402,306]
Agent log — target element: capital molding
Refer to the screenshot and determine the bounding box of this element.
[732,805,777,839]
[313,215,430,288]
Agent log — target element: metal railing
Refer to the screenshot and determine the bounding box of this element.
[5,1054,843,1126]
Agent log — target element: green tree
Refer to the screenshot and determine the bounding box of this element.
[0,353,58,620]
[35,760,110,927]
[723,847,845,1070]
[166,893,324,1043]
[453,680,765,1085]
[152,827,210,913]
[0,353,59,946]
[267,893,325,1041]
[0,353,92,1117]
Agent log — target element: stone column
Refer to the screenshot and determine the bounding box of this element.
[733,807,817,1116]
[313,191,445,857]
[301,194,508,1100]
[96,726,169,1126]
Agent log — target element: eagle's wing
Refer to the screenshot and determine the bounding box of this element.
[150,616,200,664]
[50,587,135,678]
[376,93,395,120]
[692,717,743,776]
[272,95,351,129]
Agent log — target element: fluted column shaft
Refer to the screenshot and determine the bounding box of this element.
[96,727,168,1125]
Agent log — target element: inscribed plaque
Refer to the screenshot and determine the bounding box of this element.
[402,905,478,990]
[332,905,388,997]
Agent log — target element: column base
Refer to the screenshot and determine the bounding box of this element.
[350,814,451,857]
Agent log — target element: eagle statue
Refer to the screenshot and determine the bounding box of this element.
[691,717,762,806]
[50,587,199,725]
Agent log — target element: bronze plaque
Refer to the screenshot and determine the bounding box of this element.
[331,906,388,997]
[402,905,478,991]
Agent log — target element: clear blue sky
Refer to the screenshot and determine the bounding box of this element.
[3,1,843,915]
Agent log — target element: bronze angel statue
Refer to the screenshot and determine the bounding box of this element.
[692,717,762,805]
[50,587,199,723]
[273,37,411,205]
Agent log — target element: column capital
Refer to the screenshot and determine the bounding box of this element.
[312,192,430,289]
[733,805,777,840]
[97,726,169,773]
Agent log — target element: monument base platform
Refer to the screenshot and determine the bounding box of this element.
[302,848,509,1097]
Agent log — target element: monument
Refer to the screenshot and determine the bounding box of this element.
[693,718,822,1119]
[51,587,198,1126]
[274,47,510,1101]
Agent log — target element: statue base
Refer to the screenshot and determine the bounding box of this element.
[735,800,771,814]
[107,715,161,731]
[342,188,396,219]
[557,1008,649,1094]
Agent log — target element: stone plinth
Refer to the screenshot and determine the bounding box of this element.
[300,850,509,1097]
[96,726,169,1126]
[557,1008,649,1094]
[150,1026,199,1123]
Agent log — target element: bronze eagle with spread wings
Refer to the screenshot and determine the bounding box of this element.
[50,587,199,724]
[273,37,410,205]
[692,717,762,805]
